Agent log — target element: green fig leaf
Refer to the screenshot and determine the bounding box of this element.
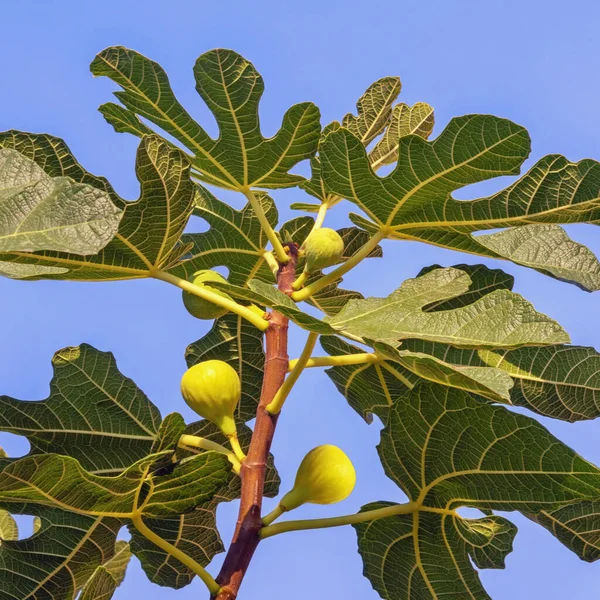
[327,267,569,347]
[0,135,195,280]
[353,382,600,599]
[321,335,418,424]
[130,421,280,589]
[169,184,276,285]
[530,500,600,562]
[0,344,162,474]
[341,77,401,146]
[0,510,17,542]
[374,342,514,402]
[369,102,435,169]
[476,224,600,292]
[0,509,121,600]
[0,449,229,519]
[320,115,600,287]
[403,340,600,422]
[419,263,514,311]
[91,46,321,190]
[79,540,132,600]
[0,149,122,255]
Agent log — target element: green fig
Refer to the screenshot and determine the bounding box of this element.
[182,270,232,320]
[180,360,240,437]
[280,444,356,511]
[304,228,344,273]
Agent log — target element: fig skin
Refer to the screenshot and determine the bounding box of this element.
[182,270,232,320]
[304,228,344,273]
[180,360,240,436]
[280,444,356,511]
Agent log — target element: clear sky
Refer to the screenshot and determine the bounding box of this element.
[1,0,599,598]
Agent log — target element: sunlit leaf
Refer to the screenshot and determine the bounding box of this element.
[0,511,17,543]
[369,102,435,169]
[320,115,600,287]
[341,77,401,146]
[327,267,568,347]
[374,342,514,402]
[419,263,514,311]
[0,149,122,255]
[91,46,321,190]
[0,135,195,280]
[476,224,600,292]
[404,340,600,422]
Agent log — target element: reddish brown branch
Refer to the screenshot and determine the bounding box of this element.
[213,244,298,600]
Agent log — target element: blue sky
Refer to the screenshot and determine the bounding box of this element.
[1,0,600,598]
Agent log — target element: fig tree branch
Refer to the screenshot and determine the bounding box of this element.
[213,243,299,600]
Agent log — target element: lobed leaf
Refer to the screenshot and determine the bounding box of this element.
[327,267,569,347]
[368,102,435,169]
[79,540,132,600]
[0,508,121,600]
[0,344,162,474]
[0,135,195,280]
[0,450,229,519]
[320,115,600,288]
[404,340,600,422]
[353,382,600,599]
[130,421,280,588]
[91,46,321,190]
[476,224,600,292]
[0,149,122,255]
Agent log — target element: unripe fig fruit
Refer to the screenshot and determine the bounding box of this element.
[180,360,240,437]
[182,270,232,320]
[280,444,356,511]
[304,228,344,273]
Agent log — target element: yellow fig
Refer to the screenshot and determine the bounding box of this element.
[304,228,344,273]
[182,270,232,320]
[180,360,240,437]
[280,445,356,511]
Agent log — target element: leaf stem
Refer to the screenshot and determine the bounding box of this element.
[242,187,289,264]
[312,203,329,231]
[178,434,241,474]
[227,434,247,463]
[132,514,221,595]
[261,504,286,526]
[287,352,383,371]
[291,230,386,302]
[259,503,455,539]
[266,332,319,414]
[154,271,269,331]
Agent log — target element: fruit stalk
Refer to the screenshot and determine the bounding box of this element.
[213,243,298,600]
